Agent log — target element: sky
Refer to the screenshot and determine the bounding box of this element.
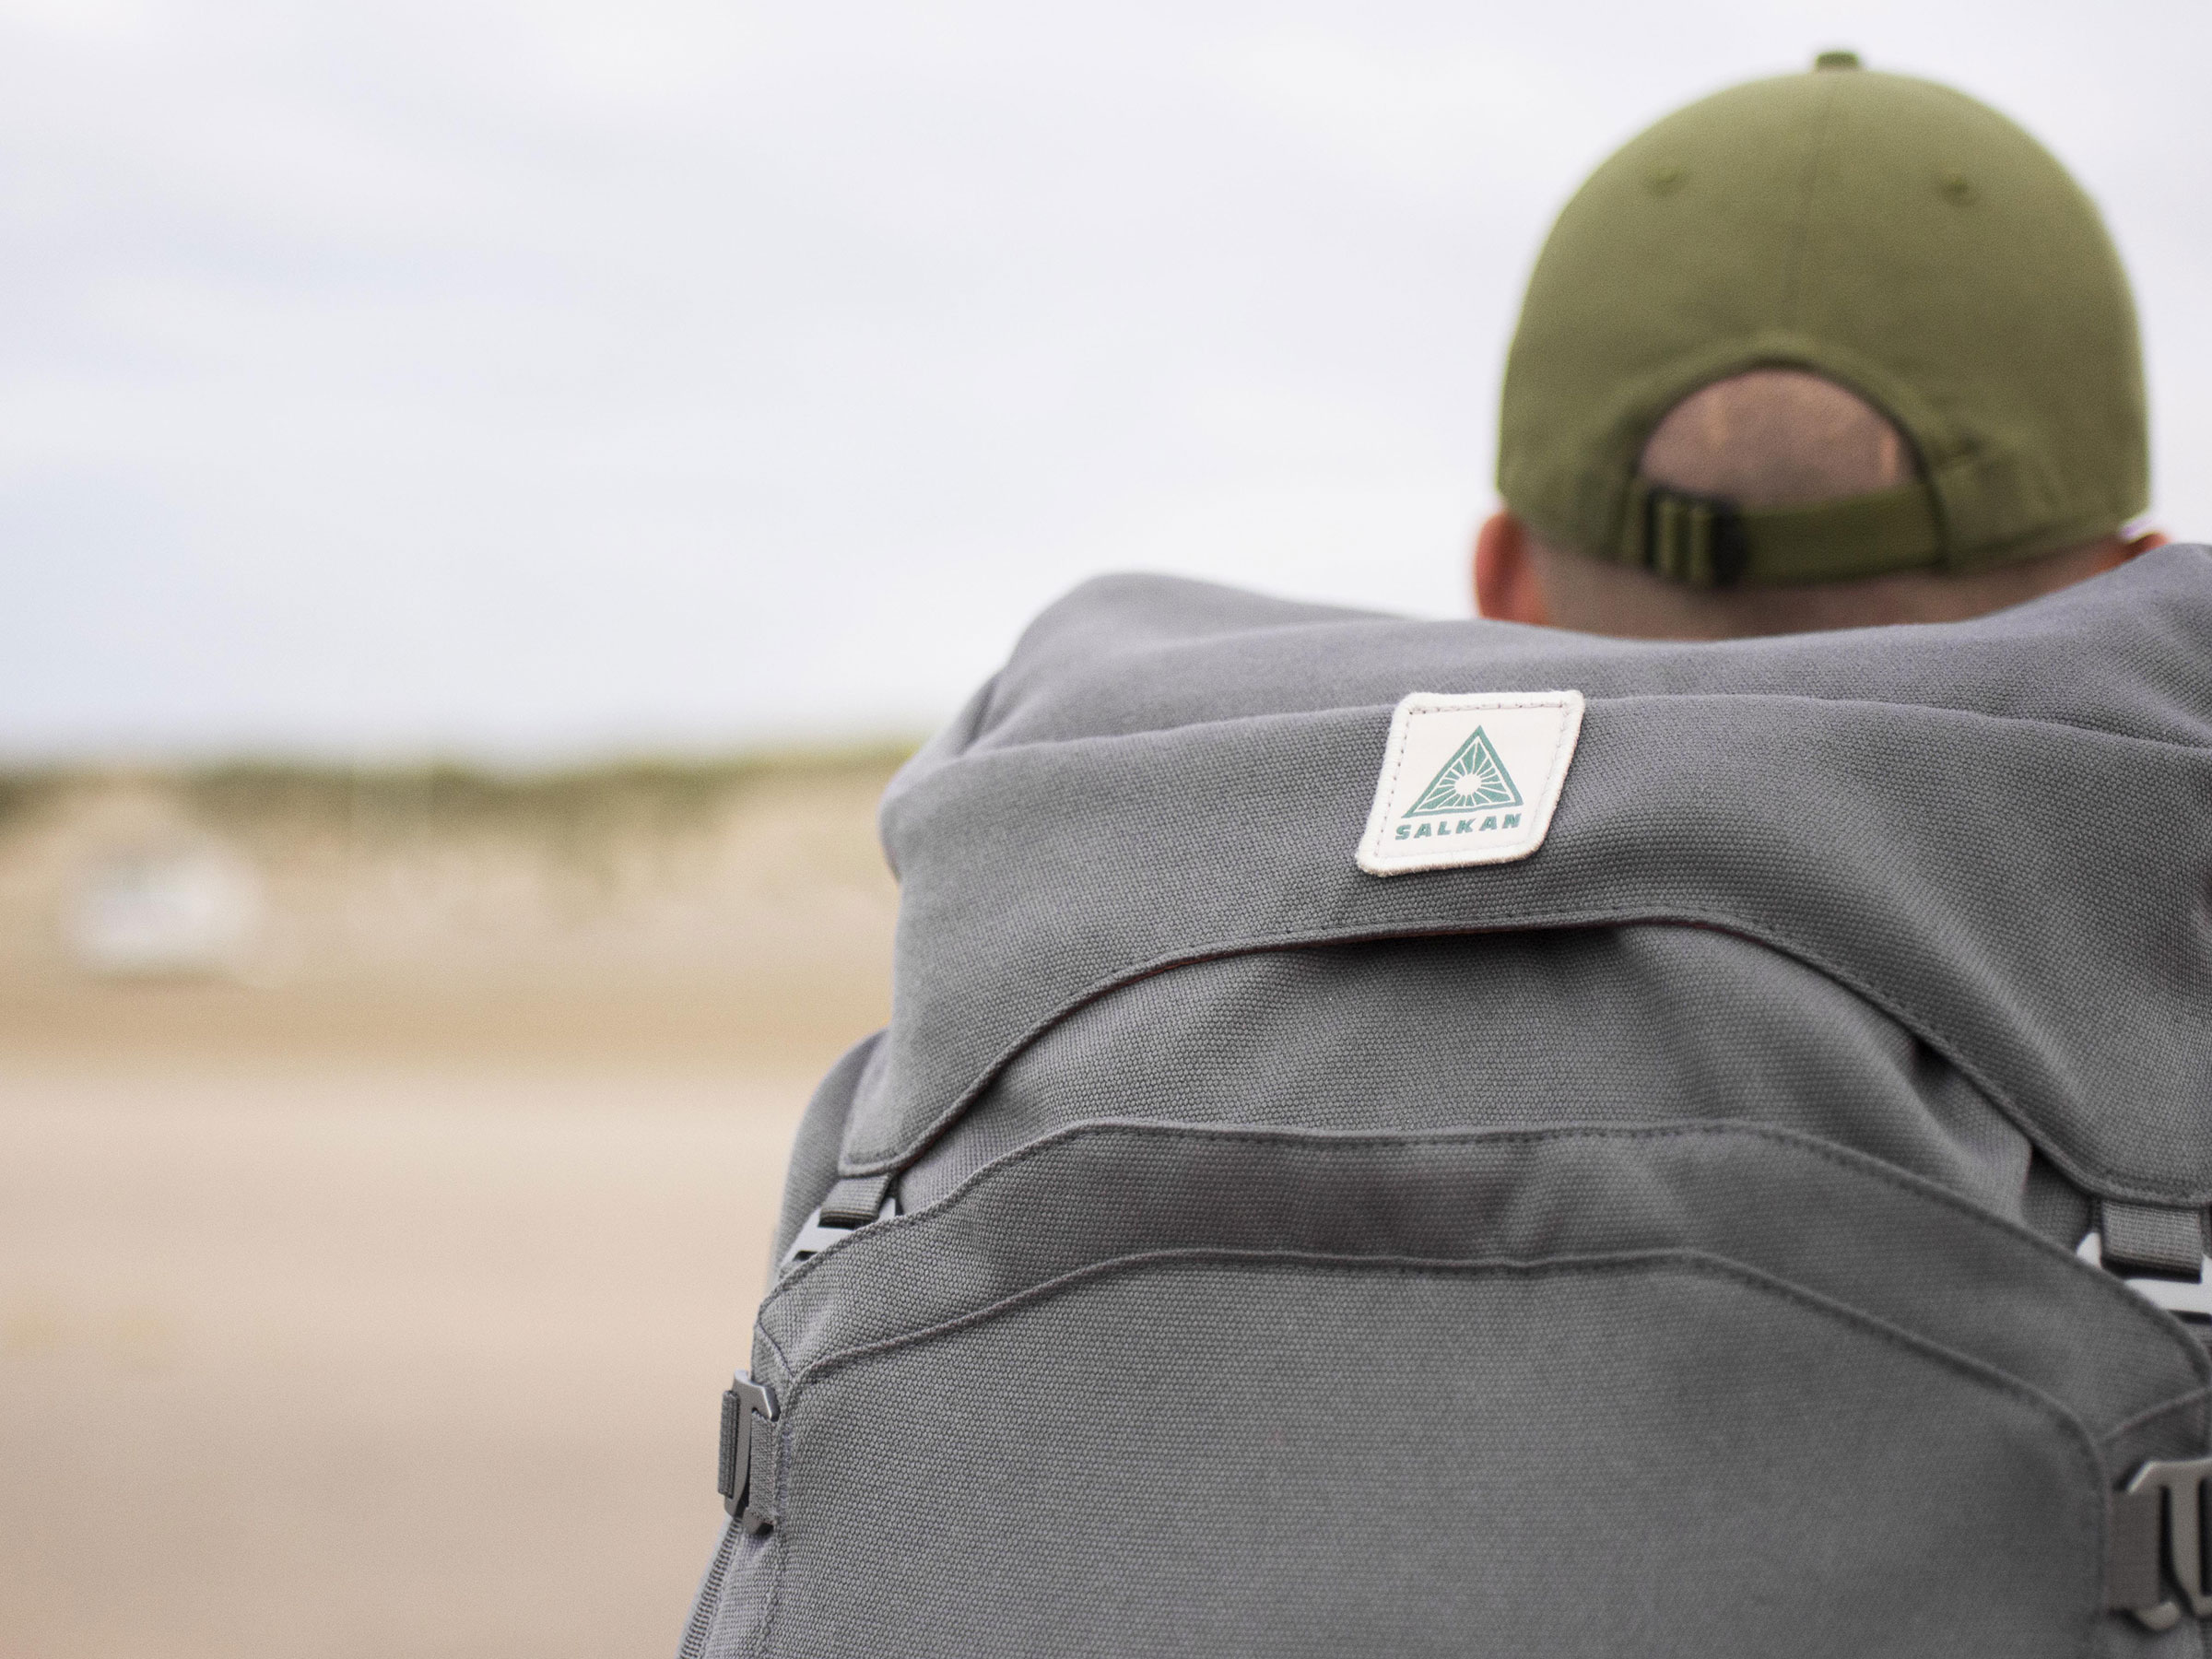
[1,0,2206,761]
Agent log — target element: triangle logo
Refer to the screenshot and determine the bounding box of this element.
[1355,690,1583,876]
[1401,726,1523,817]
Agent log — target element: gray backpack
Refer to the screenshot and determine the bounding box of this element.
[680,550,2212,1658]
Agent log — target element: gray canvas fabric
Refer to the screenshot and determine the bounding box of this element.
[894,929,2078,1232]
[850,547,2212,1203]
[688,551,2212,1658]
[702,1127,2210,1657]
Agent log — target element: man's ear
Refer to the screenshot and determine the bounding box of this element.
[2112,527,2170,566]
[1474,511,1550,626]
[2061,526,2169,584]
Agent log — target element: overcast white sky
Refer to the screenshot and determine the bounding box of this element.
[1,0,2206,760]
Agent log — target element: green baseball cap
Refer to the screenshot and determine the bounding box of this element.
[1498,53,2148,587]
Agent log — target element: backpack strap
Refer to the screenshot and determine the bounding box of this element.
[2093,1203,2212,1629]
[2101,1200,2210,1281]
[2085,1201,2212,1324]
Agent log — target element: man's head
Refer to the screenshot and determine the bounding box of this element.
[1477,54,2162,639]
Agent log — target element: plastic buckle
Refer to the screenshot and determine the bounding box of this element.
[779,1194,899,1271]
[1640,483,1749,587]
[718,1371,777,1525]
[2077,1230,2212,1318]
[2115,1456,2212,1630]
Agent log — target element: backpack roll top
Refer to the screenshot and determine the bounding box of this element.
[849,575,2212,1212]
[715,1124,2207,1659]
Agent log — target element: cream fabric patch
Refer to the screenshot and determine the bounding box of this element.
[1356,690,1584,877]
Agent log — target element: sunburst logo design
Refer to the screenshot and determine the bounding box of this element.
[1402,726,1523,817]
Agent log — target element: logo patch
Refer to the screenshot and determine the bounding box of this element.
[1401,727,1524,816]
[1356,690,1583,876]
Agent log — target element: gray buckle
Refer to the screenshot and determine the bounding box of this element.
[2077,1230,2212,1318]
[2112,1456,2212,1630]
[780,1193,899,1271]
[717,1371,777,1527]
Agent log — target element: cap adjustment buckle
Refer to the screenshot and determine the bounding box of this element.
[1638,482,1750,588]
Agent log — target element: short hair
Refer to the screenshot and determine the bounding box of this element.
[1524,370,2123,638]
[1638,368,1912,505]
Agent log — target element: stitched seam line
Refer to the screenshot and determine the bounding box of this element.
[939,690,2212,765]
[771,1245,2107,1653]
[841,910,2203,1208]
[2100,1384,2212,1449]
[778,1119,2205,1383]
[754,1321,796,1393]
[794,1247,2092,1436]
[1781,69,1842,326]
[755,1441,790,1659]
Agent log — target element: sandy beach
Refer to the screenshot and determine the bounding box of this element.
[0,759,896,1655]
[0,1050,812,1659]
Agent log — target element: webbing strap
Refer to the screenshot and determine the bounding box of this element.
[2109,1483,2167,1617]
[818,1173,897,1228]
[1618,477,1944,587]
[742,1410,781,1535]
[2102,1207,2212,1630]
[2102,1201,2209,1281]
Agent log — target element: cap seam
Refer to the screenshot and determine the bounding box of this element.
[1780,71,1844,326]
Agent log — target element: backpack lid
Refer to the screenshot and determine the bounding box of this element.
[845,547,2212,1205]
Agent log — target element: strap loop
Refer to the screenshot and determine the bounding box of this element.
[818,1173,898,1228]
[2101,1200,2209,1282]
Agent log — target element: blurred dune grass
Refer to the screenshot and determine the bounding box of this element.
[0,745,912,1659]
[0,742,916,1067]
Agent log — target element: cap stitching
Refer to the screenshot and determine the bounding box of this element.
[1780,72,1845,328]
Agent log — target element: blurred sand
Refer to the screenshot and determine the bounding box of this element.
[0,1050,813,1659]
[0,758,899,1658]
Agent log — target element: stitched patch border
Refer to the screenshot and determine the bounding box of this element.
[1356,690,1584,877]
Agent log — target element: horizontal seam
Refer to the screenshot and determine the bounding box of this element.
[841,911,2205,1208]
[2100,1383,2212,1449]
[781,1245,2110,1580]
[949,690,2212,764]
[794,1247,2089,1434]
[782,1120,2205,1382]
